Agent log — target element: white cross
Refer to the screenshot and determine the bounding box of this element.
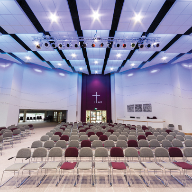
[92,92,100,103]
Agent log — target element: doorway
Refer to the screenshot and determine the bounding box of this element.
[86,110,107,123]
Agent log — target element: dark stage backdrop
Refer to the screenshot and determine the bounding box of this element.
[81,74,111,123]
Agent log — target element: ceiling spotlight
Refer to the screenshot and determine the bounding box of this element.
[133,13,142,22]
[82,43,87,48]
[25,56,31,60]
[74,43,79,48]
[151,69,158,73]
[117,43,120,47]
[122,43,127,48]
[94,61,98,64]
[107,42,112,48]
[95,71,98,74]
[153,43,160,48]
[58,63,62,66]
[139,44,144,49]
[51,42,56,48]
[162,57,167,61]
[116,53,121,58]
[34,69,42,73]
[92,11,100,20]
[71,53,76,58]
[99,43,104,47]
[146,44,151,48]
[92,43,96,47]
[131,43,136,48]
[58,43,63,49]
[44,42,50,48]
[59,73,65,76]
[128,73,133,77]
[66,43,72,48]
[50,13,58,23]
[79,67,83,71]
[110,68,114,71]
[36,43,41,49]
[131,63,135,66]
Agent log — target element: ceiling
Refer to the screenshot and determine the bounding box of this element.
[0,0,192,75]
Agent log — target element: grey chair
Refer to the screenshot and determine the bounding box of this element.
[177,132,185,137]
[184,139,192,147]
[55,140,67,149]
[162,140,173,148]
[70,135,79,141]
[104,132,111,137]
[138,132,145,136]
[90,135,99,142]
[138,140,149,147]
[169,132,176,137]
[92,140,103,148]
[121,132,128,137]
[0,136,3,155]
[157,135,165,143]
[149,139,160,148]
[172,139,183,148]
[51,135,60,142]
[175,135,185,141]
[31,140,43,149]
[185,135,192,140]
[118,135,127,141]
[46,132,54,138]
[68,140,79,148]
[40,135,49,142]
[153,132,161,137]
[116,140,127,148]
[113,132,120,137]
[13,129,21,142]
[3,132,14,147]
[166,135,174,142]
[128,135,137,141]
[104,140,115,149]
[147,135,156,141]
[0,148,31,187]
[183,147,192,159]
[109,135,117,141]
[50,129,56,134]
[80,135,88,141]
[44,140,55,149]
[161,132,168,137]
[77,147,93,185]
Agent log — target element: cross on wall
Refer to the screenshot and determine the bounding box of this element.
[92,92,100,103]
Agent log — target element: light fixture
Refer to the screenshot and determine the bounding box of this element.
[50,13,58,23]
[110,68,114,71]
[95,71,98,74]
[0,64,10,68]
[162,57,167,61]
[153,43,160,48]
[58,63,62,66]
[51,42,56,48]
[99,43,104,47]
[82,43,87,48]
[44,42,50,48]
[59,73,65,76]
[128,73,133,77]
[79,67,83,71]
[91,43,96,47]
[122,43,127,48]
[74,43,79,48]
[182,63,192,69]
[131,63,135,66]
[36,43,41,49]
[34,69,42,73]
[131,43,136,48]
[117,43,120,47]
[71,53,76,58]
[116,53,121,58]
[94,61,98,64]
[151,69,158,73]
[66,43,72,48]
[133,13,142,22]
[139,44,144,49]
[146,43,151,48]
[92,10,100,20]
[58,43,63,49]
[25,56,31,60]
[107,42,112,48]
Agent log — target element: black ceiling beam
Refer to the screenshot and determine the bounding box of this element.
[8,53,25,64]
[102,0,124,74]
[0,26,8,35]
[147,0,176,33]
[184,26,192,35]
[16,0,46,33]
[56,48,76,72]
[67,0,91,74]
[167,53,185,64]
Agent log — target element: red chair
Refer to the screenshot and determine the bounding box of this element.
[145,132,153,137]
[60,127,65,131]
[130,128,136,130]
[79,129,86,132]
[102,126,106,129]
[78,126,83,129]
[59,147,78,186]
[110,147,126,185]
[55,132,62,137]
[96,132,103,137]
[108,129,114,134]
[127,140,138,147]
[10,128,18,132]
[166,130,172,134]
[85,128,90,131]
[60,135,69,141]
[87,132,95,137]
[138,135,146,141]
[0,127,6,131]
[81,140,91,148]
[99,135,108,141]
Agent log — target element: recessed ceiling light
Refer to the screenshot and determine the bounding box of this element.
[59,73,65,76]
[151,69,158,73]
[71,53,76,58]
[95,71,98,74]
[34,41,39,46]
[162,57,167,61]
[0,64,10,68]
[50,13,58,22]
[128,73,133,77]
[131,63,135,66]
[110,68,114,71]
[116,53,121,58]
[92,10,100,20]
[34,69,42,73]
[79,68,83,71]
[94,61,98,64]
[182,63,192,69]
[58,63,62,66]
[25,56,31,60]
[133,13,142,22]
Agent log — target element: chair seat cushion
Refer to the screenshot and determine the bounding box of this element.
[5,163,26,171]
[23,162,44,170]
[127,162,145,170]
[174,162,192,169]
[158,162,180,170]
[95,162,109,170]
[42,162,60,169]
[142,162,162,170]
[60,162,77,170]
[111,162,126,170]
[78,162,92,169]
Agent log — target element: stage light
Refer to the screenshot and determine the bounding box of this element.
[117,43,120,47]
[74,43,79,48]
[82,43,87,48]
[92,11,100,20]
[123,43,127,48]
[92,43,96,47]
[100,43,104,47]
[95,71,98,74]
[155,43,160,47]
[133,13,142,22]
[66,43,72,48]
[128,73,133,77]
[36,43,41,49]
[94,61,98,64]
[131,43,136,48]
[146,44,151,48]
[51,42,56,48]
[116,53,121,58]
[50,13,58,23]
[58,43,63,49]
[107,42,112,48]
[44,42,50,48]
[139,44,144,49]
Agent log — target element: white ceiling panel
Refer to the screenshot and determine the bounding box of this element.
[166,35,192,53]
[117,0,166,32]
[86,48,106,59]
[37,50,62,61]
[0,0,38,34]
[130,50,155,61]
[70,60,88,74]
[154,1,192,34]
[142,52,179,69]
[26,0,75,32]
[83,30,109,38]
[13,51,52,68]
[172,53,192,64]
[76,0,116,30]
[108,50,130,60]
[62,50,84,60]
[0,53,21,63]
[120,60,142,72]
[50,61,73,72]
[0,35,26,52]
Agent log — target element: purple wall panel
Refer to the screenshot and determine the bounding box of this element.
[81,74,111,123]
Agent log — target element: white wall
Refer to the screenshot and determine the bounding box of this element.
[111,60,192,133]
[0,59,81,126]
